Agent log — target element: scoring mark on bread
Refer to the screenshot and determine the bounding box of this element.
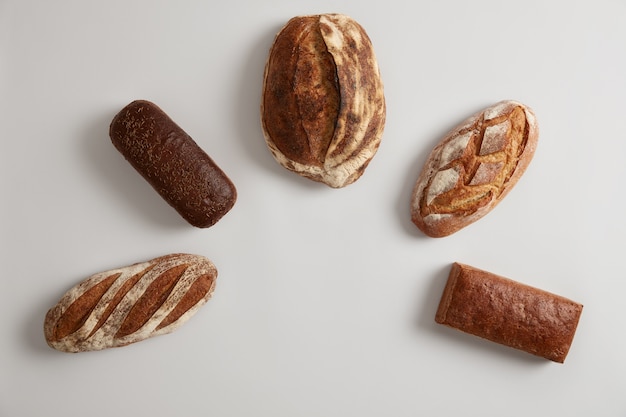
[411,100,538,237]
[424,103,531,209]
[261,13,385,188]
[44,254,217,352]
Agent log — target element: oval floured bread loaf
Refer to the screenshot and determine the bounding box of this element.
[411,100,538,237]
[44,254,217,352]
[261,13,386,188]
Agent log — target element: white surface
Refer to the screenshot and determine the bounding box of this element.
[1,1,625,415]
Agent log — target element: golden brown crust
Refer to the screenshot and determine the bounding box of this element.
[261,14,386,188]
[435,263,583,363]
[110,100,237,228]
[411,100,538,237]
[44,254,217,353]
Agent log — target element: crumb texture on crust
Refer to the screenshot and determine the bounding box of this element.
[44,254,217,353]
[411,100,538,237]
[261,13,386,188]
[110,100,237,228]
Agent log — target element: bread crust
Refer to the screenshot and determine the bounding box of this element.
[411,100,538,237]
[436,263,583,363]
[44,254,217,352]
[261,14,386,188]
[110,100,237,228]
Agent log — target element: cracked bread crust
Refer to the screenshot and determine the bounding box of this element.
[261,14,386,188]
[411,100,538,237]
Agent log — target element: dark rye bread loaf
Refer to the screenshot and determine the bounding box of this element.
[261,14,386,188]
[435,263,583,363]
[411,100,538,237]
[110,100,237,228]
[44,254,217,352]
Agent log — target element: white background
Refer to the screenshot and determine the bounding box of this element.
[1,0,625,415]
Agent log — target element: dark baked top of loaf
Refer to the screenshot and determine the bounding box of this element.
[262,16,340,167]
[110,100,237,228]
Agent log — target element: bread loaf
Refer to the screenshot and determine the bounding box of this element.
[44,254,216,352]
[110,100,237,228]
[411,100,538,237]
[435,263,583,363]
[261,14,386,188]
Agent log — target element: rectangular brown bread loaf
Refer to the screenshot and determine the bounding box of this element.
[435,263,583,363]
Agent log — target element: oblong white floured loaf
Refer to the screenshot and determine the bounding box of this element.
[44,254,217,352]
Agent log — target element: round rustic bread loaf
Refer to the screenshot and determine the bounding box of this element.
[261,14,386,188]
